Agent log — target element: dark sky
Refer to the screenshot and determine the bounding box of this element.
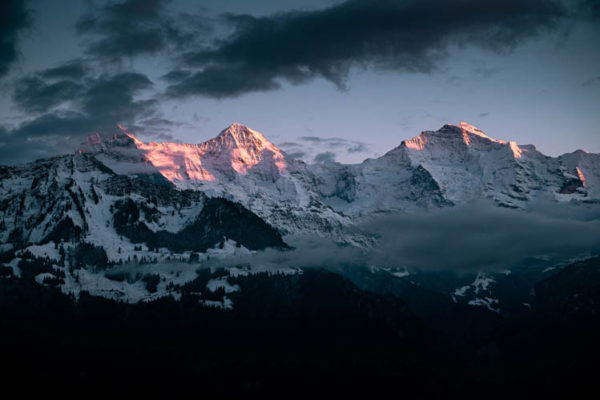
[0,0,598,165]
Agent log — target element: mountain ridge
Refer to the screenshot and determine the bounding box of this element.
[7,121,600,238]
[1,121,599,304]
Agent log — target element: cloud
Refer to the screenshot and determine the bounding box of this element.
[362,201,600,271]
[0,0,33,78]
[278,141,307,160]
[279,135,370,162]
[314,151,336,163]
[0,69,161,164]
[39,60,89,80]
[165,63,281,98]
[190,200,600,275]
[160,69,192,83]
[299,135,368,150]
[347,143,368,153]
[12,78,84,114]
[278,134,371,163]
[76,0,204,62]
[579,0,600,18]
[10,60,90,113]
[165,0,567,98]
[286,151,308,159]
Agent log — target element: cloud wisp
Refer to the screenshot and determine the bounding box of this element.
[279,135,370,162]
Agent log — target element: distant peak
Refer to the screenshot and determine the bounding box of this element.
[219,122,264,137]
[117,123,143,145]
[443,122,491,139]
[227,122,249,130]
[78,126,139,153]
[437,122,506,145]
[214,123,275,149]
[401,122,506,152]
[458,121,486,135]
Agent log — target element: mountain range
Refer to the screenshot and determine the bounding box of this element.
[2,121,600,394]
[0,121,599,305]
[85,121,599,231]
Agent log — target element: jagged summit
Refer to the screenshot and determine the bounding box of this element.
[86,123,288,185]
[203,123,282,155]
[194,123,286,176]
[119,124,145,146]
[73,121,599,214]
[453,121,493,139]
[399,122,507,153]
[217,123,269,142]
[437,122,503,143]
[2,120,599,277]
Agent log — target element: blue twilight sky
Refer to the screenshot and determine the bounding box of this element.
[0,0,598,164]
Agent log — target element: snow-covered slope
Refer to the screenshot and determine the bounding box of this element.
[559,149,600,198]
[0,152,286,259]
[83,121,599,229]
[311,122,597,216]
[1,121,599,304]
[85,123,355,241]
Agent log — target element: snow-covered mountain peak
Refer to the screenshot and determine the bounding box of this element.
[85,123,288,184]
[399,122,504,154]
[439,122,505,144]
[79,127,139,153]
[65,121,600,239]
[216,122,269,144]
[455,121,494,139]
[118,124,144,146]
[197,123,287,175]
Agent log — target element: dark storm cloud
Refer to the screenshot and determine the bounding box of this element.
[160,69,192,83]
[10,60,90,114]
[165,0,567,98]
[580,0,600,18]
[0,0,32,78]
[76,0,203,61]
[0,71,159,164]
[11,68,154,120]
[80,72,154,120]
[13,76,83,113]
[165,64,281,98]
